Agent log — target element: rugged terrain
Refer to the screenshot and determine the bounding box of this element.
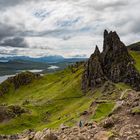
[0,30,140,140]
[82,30,140,92]
[0,89,139,140]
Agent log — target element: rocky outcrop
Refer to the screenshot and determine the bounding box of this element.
[82,46,107,92]
[0,71,40,96]
[0,105,27,123]
[102,30,133,82]
[7,71,40,89]
[82,30,140,92]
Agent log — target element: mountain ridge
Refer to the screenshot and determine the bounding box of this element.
[128,41,140,51]
[0,55,87,63]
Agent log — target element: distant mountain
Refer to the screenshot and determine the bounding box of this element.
[0,55,87,63]
[0,55,87,76]
[128,41,140,51]
[0,55,64,63]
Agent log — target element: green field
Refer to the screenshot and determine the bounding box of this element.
[130,51,140,72]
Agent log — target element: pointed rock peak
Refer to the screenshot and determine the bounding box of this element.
[94,45,100,55]
[103,30,123,52]
[104,29,108,38]
[108,30,120,40]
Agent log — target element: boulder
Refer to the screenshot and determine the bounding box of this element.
[33,129,58,140]
[94,131,112,140]
[0,105,26,122]
[103,117,115,128]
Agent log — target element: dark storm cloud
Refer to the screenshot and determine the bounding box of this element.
[0,23,18,39]
[0,37,28,48]
[0,23,28,48]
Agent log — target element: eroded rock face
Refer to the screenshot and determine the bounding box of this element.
[82,30,140,92]
[82,46,107,92]
[102,30,133,82]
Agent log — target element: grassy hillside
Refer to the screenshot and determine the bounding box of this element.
[130,51,140,72]
[0,66,95,134]
[0,50,140,135]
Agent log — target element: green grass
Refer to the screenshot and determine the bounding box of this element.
[130,51,140,72]
[92,102,115,122]
[131,106,140,114]
[0,66,98,134]
[115,83,131,90]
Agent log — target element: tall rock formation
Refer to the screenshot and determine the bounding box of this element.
[82,30,140,92]
[82,46,106,92]
[102,30,134,82]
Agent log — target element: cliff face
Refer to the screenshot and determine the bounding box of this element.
[82,30,140,92]
[82,46,107,92]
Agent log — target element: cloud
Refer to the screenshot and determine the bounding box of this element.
[0,37,28,48]
[0,0,140,57]
[0,23,19,39]
[0,0,24,10]
[70,54,87,58]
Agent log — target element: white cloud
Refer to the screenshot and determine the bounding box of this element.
[0,0,140,57]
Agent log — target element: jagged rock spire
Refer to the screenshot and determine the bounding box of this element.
[82,45,106,92]
[82,30,140,92]
[102,30,134,82]
[94,45,100,56]
[104,29,108,38]
[103,30,121,52]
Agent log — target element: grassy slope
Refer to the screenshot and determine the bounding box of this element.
[0,66,99,134]
[130,51,140,72]
[0,51,139,134]
[92,102,115,122]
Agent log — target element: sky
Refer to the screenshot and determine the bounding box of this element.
[0,0,140,58]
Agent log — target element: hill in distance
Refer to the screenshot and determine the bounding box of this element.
[0,56,87,76]
[0,30,140,140]
[0,55,86,63]
[128,41,140,51]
